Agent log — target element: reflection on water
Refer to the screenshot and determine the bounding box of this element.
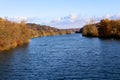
[0,34,120,80]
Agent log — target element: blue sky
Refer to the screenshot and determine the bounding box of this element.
[0,0,120,28]
[1,0,120,18]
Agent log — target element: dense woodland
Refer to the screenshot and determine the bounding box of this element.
[82,19,120,39]
[0,18,74,51]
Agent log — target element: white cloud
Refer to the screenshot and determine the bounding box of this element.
[103,14,111,19]
[70,14,78,20]
[47,14,120,29]
[54,18,61,22]
[9,16,27,22]
[8,13,120,29]
[7,14,89,29]
[47,14,87,29]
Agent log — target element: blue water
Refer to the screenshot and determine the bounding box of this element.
[0,34,120,80]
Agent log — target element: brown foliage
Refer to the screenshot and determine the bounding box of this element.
[27,23,72,38]
[82,24,98,37]
[98,19,111,38]
[0,18,30,51]
[0,18,73,51]
[82,18,120,39]
[98,19,120,38]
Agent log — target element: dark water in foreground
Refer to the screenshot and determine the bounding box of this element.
[0,34,120,80]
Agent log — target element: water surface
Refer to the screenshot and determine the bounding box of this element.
[0,34,120,80]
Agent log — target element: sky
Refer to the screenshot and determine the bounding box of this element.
[0,0,120,28]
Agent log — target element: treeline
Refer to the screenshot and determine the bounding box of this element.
[0,18,30,51]
[81,19,120,39]
[27,23,72,38]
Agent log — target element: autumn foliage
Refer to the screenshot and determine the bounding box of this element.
[0,18,73,51]
[82,24,98,37]
[0,18,30,51]
[82,19,120,39]
[98,19,120,38]
[27,23,72,38]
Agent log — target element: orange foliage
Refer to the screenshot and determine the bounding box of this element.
[0,18,30,51]
[82,18,120,38]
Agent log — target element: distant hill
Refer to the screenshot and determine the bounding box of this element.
[26,23,73,38]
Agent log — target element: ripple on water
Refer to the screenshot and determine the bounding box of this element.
[0,34,120,80]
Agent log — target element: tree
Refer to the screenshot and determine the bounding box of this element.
[98,19,111,38]
[82,18,98,37]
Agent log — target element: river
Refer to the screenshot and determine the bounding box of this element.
[0,34,120,80]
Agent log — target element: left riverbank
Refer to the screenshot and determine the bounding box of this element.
[0,17,75,51]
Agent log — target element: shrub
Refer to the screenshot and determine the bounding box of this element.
[82,24,98,37]
[0,18,30,51]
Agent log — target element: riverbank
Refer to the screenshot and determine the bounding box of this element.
[0,18,76,51]
[0,18,30,51]
[80,19,120,39]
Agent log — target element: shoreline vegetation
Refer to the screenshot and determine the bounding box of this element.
[27,23,75,38]
[0,17,78,51]
[0,18,30,51]
[1,17,120,51]
[80,19,120,39]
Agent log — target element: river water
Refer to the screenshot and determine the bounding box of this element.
[0,34,120,80]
